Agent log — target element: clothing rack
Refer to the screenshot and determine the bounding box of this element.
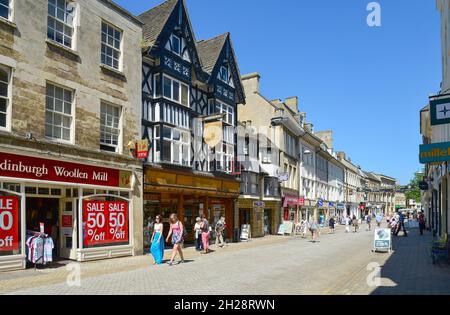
[26,231,50,270]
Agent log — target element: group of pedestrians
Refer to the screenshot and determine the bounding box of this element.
[149,214,228,266]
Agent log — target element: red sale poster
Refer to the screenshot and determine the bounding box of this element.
[0,196,19,252]
[82,200,129,247]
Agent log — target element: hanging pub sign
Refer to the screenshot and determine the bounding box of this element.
[0,196,19,252]
[419,181,429,191]
[430,95,450,126]
[0,152,132,188]
[137,139,150,159]
[82,200,129,247]
[204,121,223,148]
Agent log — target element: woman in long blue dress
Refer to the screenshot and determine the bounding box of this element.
[150,215,164,265]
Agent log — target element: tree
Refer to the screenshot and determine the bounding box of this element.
[405,172,423,203]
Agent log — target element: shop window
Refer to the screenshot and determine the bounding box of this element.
[100,102,122,153]
[83,189,95,196]
[107,190,119,196]
[1,182,19,193]
[38,187,50,195]
[47,0,76,49]
[45,83,73,143]
[25,187,37,195]
[51,189,61,196]
[101,21,122,70]
[120,191,130,198]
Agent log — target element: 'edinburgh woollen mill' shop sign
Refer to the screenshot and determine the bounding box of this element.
[0,152,132,188]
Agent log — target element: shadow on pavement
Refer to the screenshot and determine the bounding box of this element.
[371,226,450,295]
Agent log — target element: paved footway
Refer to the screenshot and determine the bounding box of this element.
[2,224,450,295]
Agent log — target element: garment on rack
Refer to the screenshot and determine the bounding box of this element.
[26,234,53,264]
[43,238,54,263]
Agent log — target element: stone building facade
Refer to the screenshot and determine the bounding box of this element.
[0,0,143,271]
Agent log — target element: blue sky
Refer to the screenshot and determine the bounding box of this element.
[116,0,441,185]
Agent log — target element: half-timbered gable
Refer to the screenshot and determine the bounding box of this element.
[196,33,246,173]
[139,0,211,169]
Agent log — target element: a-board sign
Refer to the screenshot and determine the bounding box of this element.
[277,224,285,235]
[373,229,391,252]
[240,224,251,241]
[283,221,294,236]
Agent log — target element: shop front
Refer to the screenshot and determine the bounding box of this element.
[0,151,141,272]
[282,195,303,224]
[299,199,314,222]
[144,167,239,247]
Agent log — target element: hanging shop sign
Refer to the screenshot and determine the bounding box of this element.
[419,181,429,191]
[419,142,450,164]
[430,95,450,126]
[337,203,345,210]
[253,201,265,208]
[317,198,324,207]
[0,152,132,188]
[137,139,150,159]
[0,196,19,252]
[82,200,129,247]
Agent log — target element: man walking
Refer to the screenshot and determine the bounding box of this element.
[418,212,426,236]
[375,213,383,228]
[366,214,372,231]
[395,211,408,237]
[215,217,226,248]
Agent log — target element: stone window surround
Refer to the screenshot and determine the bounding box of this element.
[101,20,123,72]
[100,101,123,154]
[0,63,12,132]
[47,0,77,50]
[45,82,75,145]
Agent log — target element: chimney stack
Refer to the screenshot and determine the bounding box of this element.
[241,73,261,94]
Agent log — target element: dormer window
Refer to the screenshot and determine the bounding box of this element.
[219,66,228,82]
[166,33,191,62]
[218,65,234,88]
[167,34,181,56]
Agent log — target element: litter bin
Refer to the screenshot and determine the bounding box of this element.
[233,228,240,243]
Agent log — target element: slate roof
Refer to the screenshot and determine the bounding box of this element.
[196,33,228,74]
[138,0,178,48]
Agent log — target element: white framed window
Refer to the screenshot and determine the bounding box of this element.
[101,21,122,70]
[100,102,122,153]
[47,0,76,49]
[284,132,297,157]
[159,125,190,166]
[0,65,11,131]
[216,142,234,173]
[215,100,234,126]
[162,75,189,107]
[0,0,11,21]
[45,83,73,143]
